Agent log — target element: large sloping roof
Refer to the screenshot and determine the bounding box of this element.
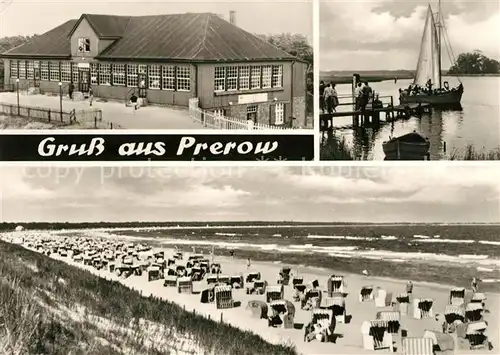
[3,13,298,62]
[2,20,77,58]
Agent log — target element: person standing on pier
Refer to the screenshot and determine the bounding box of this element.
[360,82,372,113]
[354,82,363,110]
[323,83,334,114]
[319,81,326,113]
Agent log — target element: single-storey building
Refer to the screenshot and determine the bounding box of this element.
[1,12,307,126]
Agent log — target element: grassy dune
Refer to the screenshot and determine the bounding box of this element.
[0,240,297,355]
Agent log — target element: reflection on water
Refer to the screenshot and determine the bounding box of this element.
[322,76,500,160]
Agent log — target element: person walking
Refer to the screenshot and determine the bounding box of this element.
[68,81,74,100]
[88,87,94,107]
[247,257,251,269]
[471,277,478,292]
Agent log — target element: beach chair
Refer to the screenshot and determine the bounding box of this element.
[214,285,233,309]
[376,311,400,334]
[210,263,221,274]
[266,285,284,303]
[361,320,393,351]
[401,337,434,355]
[277,267,292,285]
[321,293,346,323]
[199,261,210,273]
[423,330,455,353]
[73,254,83,263]
[167,258,176,266]
[230,275,244,289]
[413,298,434,319]
[246,300,268,319]
[218,275,230,286]
[177,276,193,294]
[206,275,218,285]
[83,255,92,266]
[375,288,393,307]
[292,276,303,287]
[456,321,490,350]
[302,289,322,310]
[147,265,162,282]
[304,309,336,342]
[470,293,487,308]
[465,303,484,322]
[293,284,307,302]
[449,287,466,306]
[190,267,204,281]
[245,272,261,283]
[200,285,215,303]
[359,286,375,302]
[163,275,177,287]
[395,293,410,316]
[59,248,68,257]
[166,267,177,276]
[327,275,346,296]
[176,265,187,277]
[268,300,294,329]
[174,251,183,260]
[444,304,465,332]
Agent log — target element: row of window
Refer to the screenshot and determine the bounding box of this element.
[10,60,191,92]
[214,65,283,92]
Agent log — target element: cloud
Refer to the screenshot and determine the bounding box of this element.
[0,165,498,223]
[320,0,500,70]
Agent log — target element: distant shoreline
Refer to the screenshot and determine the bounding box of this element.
[320,72,500,84]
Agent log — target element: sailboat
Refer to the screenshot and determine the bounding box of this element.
[399,0,463,108]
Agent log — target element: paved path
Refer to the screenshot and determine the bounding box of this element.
[0,92,205,129]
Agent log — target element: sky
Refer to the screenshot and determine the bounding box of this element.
[0,0,312,41]
[320,0,500,71]
[1,165,499,223]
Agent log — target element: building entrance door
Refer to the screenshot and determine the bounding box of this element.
[33,61,40,87]
[78,69,90,92]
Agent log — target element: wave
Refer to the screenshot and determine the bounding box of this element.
[479,240,500,246]
[412,239,475,244]
[214,233,241,237]
[307,235,376,241]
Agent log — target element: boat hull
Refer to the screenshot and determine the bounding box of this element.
[399,87,463,109]
[383,140,430,160]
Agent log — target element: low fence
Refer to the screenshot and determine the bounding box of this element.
[0,102,117,129]
[188,98,295,130]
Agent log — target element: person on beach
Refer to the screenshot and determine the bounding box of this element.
[230,250,234,259]
[406,281,413,294]
[362,269,369,276]
[88,87,94,107]
[471,277,479,292]
[247,258,251,269]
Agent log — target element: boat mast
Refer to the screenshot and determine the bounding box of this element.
[437,0,442,88]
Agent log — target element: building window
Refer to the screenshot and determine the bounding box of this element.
[162,65,175,90]
[275,103,284,125]
[18,61,26,79]
[262,65,272,88]
[72,63,79,83]
[49,62,60,81]
[26,61,34,79]
[90,63,98,85]
[214,67,225,91]
[60,62,71,82]
[148,65,161,89]
[41,62,49,80]
[250,66,261,89]
[239,66,250,90]
[272,65,283,87]
[33,61,40,80]
[247,105,257,121]
[78,38,91,53]
[176,66,190,91]
[113,64,126,86]
[227,66,237,91]
[10,60,18,78]
[138,65,147,88]
[99,63,111,85]
[127,65,137,87]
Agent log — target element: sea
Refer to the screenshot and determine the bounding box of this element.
[112,224,500,292]
[322,76,500,160]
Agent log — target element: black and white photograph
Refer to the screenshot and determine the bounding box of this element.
[0,0,313,131]
[0,165,499,354]
[319,0,500,161]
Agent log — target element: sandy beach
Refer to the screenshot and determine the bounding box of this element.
[3,230,498,355]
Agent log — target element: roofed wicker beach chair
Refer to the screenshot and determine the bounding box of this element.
[376,311,400,334]
[177,276,193,294]
[292,276,303,287]
[268,300,295,329]
[328,275,347,296]
[277,267,292,285]
[147,265,162,282]
[423,330,455,353]
[361,320,394,351]
[164,275,177,287]
[190,267,204,281]
[206,274,219,285]
[293,284,307,302]
[456,321,491,351]
[176,265,187,277]
[470,293,487,309]
[321,292,346,323]
[246,300,268,319]
[210,263,221,274]
[302,288,322,310]
[245,271,261,283]
[465,302,484,322]
[200,285,216,303]
[395,293,410,315]
[266,285,284,303]
[304,309,336,342]
[449,287,466,306]
[217,275,230,286]
[359,285,375,302]
[443,304,465,332]
[214,285,233,309]
[413,298,434,319]
[230,275,244,289]
[401,337,434,355]
[375,287,393,308]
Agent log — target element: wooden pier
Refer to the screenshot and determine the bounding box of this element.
[320,95,431,135]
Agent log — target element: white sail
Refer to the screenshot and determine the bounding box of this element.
[414,6,440,87]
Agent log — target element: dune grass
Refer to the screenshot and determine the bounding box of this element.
[0,240,297,355]
[320,134,355,160]
[449,144,500,160]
